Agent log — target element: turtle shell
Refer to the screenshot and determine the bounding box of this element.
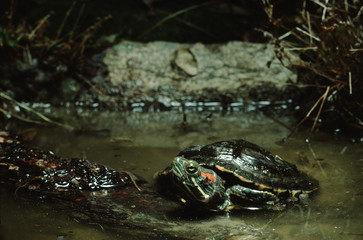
[177,139,319,197]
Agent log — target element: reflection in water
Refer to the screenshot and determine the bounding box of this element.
[1,110,362,239]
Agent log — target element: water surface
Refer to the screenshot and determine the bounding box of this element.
[1,110,362,239]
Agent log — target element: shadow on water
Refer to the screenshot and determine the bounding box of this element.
[1,109,362,239]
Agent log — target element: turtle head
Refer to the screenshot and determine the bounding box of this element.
[169,156,227,210]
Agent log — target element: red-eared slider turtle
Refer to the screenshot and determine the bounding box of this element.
[156,139,319,211]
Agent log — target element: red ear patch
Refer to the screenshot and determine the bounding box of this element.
[201,172,215,184]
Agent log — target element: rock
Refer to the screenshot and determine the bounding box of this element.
[99,41,297,110]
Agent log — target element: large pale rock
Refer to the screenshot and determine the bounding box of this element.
[99,41,297,109]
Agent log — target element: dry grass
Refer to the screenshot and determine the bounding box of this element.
[0,0,111,65]
[261,0,363,136]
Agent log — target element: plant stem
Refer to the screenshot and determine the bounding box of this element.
[0,92,75,131]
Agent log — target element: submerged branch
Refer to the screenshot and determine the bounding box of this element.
[0,92,75,131]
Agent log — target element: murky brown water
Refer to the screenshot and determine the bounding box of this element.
[1,110,362,239]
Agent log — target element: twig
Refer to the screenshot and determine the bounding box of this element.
[28,13,52,40]
[306,11,313,45]
[155,9,218,40]
[349,48,363,52]
[286,86,330,139]
[140,1,216,38]
[69,2,85,42]
[309,86,330,136]
[311,0,330,21]
[348,71,352,94]
[296,60,343,84]
[284,47,318,51]
[74,15,112,41]
[88,222,105,232]
[76,73,120,110]
[55,0,76,41]
[0,108,46,125]
[278,31,292,40]
[7,0,16,28]
[307,142,326,177]
[295,27,320,42]
[0,92,75,131]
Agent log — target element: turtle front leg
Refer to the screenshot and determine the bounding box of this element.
[225,185,283,210]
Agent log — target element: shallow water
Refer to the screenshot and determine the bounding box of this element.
[1,110,362,239]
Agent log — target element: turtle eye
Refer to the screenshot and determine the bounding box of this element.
[185,162,199,174]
